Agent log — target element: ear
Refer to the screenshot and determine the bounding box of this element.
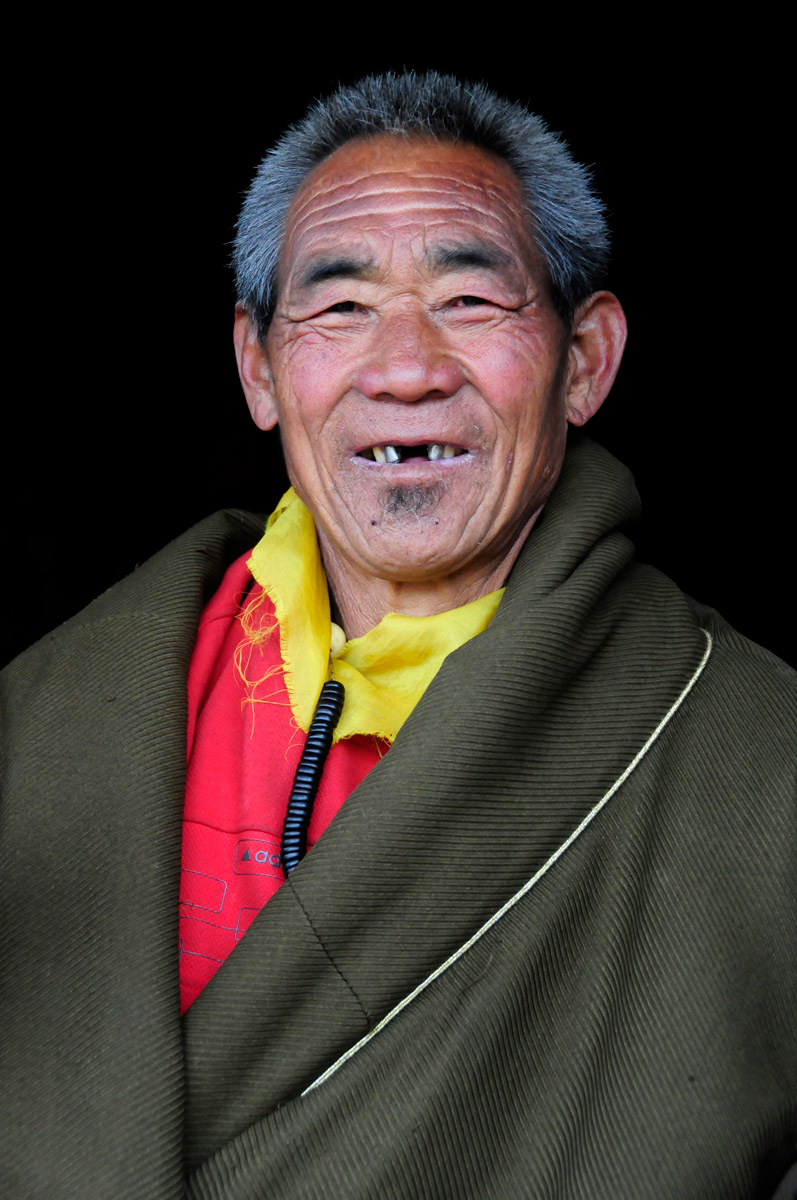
[564,292,628,427]
[233,307,280,431]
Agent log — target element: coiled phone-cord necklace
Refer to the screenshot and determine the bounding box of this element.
[281,680,346,877]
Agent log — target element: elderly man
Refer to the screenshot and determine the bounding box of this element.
[2,73,795,1199]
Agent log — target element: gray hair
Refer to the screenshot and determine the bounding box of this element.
[233,71,610,334]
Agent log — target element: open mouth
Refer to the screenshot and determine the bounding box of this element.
[357,443,467,464]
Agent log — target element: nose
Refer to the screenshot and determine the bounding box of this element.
[353,308,465,402]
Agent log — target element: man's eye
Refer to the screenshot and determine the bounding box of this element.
[457,295,489,307]
[325,301,359,314]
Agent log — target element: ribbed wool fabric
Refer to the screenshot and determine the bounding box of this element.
[2,439,795,1199]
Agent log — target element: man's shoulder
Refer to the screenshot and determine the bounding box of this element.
[1,508,265,690]
[664,592,796,791]
[0,508,267,802]
[686,593,796,696]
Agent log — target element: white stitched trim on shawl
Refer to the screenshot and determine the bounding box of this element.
[302,628,713,1098]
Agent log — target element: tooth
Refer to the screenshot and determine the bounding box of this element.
[384,445,400,463]
[371,445,386,463]
[427,443,444,460]
[442,444,458,458]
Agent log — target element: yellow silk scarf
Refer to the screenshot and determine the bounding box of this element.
[247,489,504,743]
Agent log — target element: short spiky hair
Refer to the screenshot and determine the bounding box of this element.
[233,71,610,334]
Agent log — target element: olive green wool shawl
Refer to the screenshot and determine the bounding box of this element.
[2,439,795,1199]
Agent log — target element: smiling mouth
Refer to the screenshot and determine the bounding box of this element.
[357,443,467,464]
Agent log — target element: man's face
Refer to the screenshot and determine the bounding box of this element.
[248,136,580,590]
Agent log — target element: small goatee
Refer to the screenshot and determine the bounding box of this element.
[377,482,446,522]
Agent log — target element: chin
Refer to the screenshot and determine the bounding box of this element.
[355,527,477,584]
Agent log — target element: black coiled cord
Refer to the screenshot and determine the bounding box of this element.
[281,680,346,877]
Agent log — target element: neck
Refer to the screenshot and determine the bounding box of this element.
[318,517,540,639]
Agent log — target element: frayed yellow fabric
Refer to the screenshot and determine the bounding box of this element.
[233,589,286,736]
[247,489,504,743]
[234,588,278,689]
[247,490,331,732]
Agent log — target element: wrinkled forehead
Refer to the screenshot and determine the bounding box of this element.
[278,134,543,286]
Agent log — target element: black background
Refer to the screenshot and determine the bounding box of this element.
[4,28,793,668]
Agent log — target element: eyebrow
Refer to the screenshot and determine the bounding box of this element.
[297,255,378,291]
[425,242,515,274]
[295,240,517,293]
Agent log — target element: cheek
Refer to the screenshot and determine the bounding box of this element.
[283,335,351,395]
[465,327,562,402]
[472,339,568,480]
[273,335,351,426]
